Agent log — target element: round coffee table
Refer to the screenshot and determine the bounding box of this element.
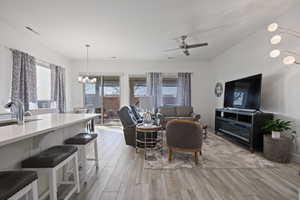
[136,124,162,159]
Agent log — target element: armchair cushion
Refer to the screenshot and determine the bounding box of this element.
[166,120,203,150]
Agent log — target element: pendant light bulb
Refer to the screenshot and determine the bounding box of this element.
[270,35,282,45]
[269,49,281,58]
[283,56,296,65]
[268,23,279,32]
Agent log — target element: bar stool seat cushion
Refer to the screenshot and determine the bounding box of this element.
[0,171,37,200]
[22,145,78,168]
[65,133,98,145]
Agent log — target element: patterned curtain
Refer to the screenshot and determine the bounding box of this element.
[11,49,37,111]
[146,72,163,109]
[177,72,192,106]
[51,64,66,113]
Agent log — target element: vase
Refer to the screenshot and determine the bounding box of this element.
[263,135,291,163]
[272,131,281,139]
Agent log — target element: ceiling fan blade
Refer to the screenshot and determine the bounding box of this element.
[186,43,208,49]
[163,47,182,52]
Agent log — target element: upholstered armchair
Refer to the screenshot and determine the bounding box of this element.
[157,106,200,128]
[166,120,203,164]
[118,106,138,147]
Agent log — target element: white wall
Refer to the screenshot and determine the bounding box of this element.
[210,4,300,161]
[0,19,72,112]
[69,59,215,126]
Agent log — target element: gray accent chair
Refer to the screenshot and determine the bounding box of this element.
[157,106,200,128]
[166,120,203,164]
[118,106,138,147]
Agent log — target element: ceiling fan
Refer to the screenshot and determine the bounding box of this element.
[165,35,208,56]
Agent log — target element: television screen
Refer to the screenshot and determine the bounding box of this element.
[224,74,262,110]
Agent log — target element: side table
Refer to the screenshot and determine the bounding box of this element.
[136,124,162,160]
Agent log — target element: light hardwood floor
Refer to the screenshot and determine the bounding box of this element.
[73,126,300,200]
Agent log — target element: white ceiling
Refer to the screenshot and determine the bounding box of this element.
[0,0,298,61]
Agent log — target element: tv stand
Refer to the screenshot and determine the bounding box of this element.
[215,108,273,151]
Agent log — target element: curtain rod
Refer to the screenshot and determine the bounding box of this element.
[1,44,60,67]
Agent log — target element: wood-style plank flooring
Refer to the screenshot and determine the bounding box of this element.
[73,126,300,200]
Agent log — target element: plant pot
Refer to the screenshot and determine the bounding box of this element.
[263,134,291,163]
[272,131,281,139]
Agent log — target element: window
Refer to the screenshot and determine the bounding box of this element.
[34,64,56,109]
[103,82,120,96]
[36,65,51,100]
[129,77,147,105]
[162,77,178,106]
[84,83,97,106]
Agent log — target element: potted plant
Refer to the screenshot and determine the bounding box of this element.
[262,119,296,163]
[262,119,292,139]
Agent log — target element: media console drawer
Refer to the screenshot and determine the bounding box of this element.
[216,119,251,142]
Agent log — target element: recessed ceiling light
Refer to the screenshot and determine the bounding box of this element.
[167,57,175,59]
[25,26,40,35]
[111,56,117,59]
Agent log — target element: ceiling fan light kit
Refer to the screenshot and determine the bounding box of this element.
[267,22,300,66]
[164,35,208,56]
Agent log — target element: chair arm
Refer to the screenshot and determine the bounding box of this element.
[192,113,201,121]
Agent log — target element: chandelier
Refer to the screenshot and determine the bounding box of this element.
[78,44,97,83]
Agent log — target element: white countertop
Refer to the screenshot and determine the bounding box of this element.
[0,113,99,147]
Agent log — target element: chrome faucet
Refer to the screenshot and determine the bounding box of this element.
[4,100,24,125]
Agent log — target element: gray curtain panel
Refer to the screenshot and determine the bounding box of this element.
[146,72,163,109]
[177,72,192,106]
[11,49,37,111]
[50,64,66,113]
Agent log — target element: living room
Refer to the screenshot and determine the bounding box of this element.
[0,0,300,200]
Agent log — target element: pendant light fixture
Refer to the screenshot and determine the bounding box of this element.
[78,44,97,83]
[267,22,300,66]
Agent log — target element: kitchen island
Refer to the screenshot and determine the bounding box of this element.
[0,113,99,169]
[0,113,99,195]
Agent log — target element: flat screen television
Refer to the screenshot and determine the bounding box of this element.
[224,74,262,110]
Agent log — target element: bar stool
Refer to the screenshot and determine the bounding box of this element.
[21,146,80,200]
[0,171,38,200]
[64,133,99,183]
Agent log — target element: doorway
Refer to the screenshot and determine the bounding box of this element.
[83,75,121,126]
